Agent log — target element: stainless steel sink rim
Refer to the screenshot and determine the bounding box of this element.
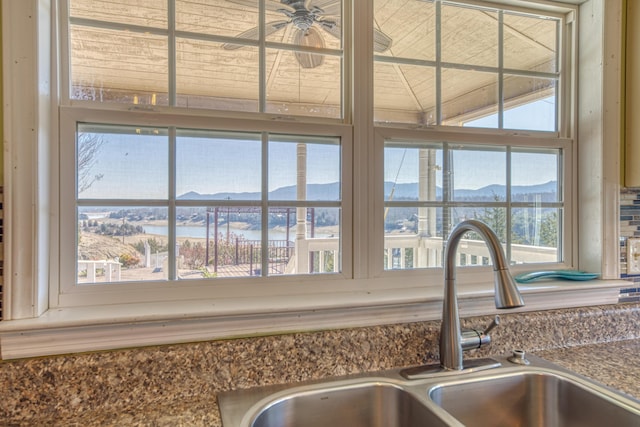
[428,367,640,427]
[218,354,640,427]
[239,378,409,427]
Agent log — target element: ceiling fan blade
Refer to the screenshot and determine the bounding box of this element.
[374,28,393,52]
[318,20,341,40]
[226,0,294,13]
[266,20,291,34]
[293,27,325,68]
[311,0,342,16]
[222,20,289,50]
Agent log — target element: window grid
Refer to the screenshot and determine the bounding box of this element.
[73,123,343,283]
[382,141,565,270]
[375,1,567,271]
[55,0,575,306]
[374,1,561,129]
[67,2,344,116]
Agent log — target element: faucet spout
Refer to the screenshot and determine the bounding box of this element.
[440,219,524,371]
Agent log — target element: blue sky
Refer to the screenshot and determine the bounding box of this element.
[385,97,559,190]
[384,147,558,190]
[78,132,341,199]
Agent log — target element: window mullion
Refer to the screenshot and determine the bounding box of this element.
[259,0,266,113]
[557,18,565,136]
[353,0,374,279]
[261,132,269,276]
[168,127,177,280]
[498,10,504,129]
[442,142,452,238]
[506,146,512,261]
[435,0,442,126]
[168,0,177,107]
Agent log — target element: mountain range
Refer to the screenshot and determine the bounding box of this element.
[179,181,557,202]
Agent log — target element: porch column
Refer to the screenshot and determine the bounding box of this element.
[296,143,309,273]
[417,149,438,267]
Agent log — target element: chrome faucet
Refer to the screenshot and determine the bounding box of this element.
[440,219,524,371]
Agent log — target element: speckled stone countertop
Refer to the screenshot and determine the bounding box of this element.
[25,339,639,427]
[1,303,639,426]
[538,339,640,399]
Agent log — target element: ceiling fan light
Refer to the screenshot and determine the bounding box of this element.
[294,27,326,68]
[295,51,325,68]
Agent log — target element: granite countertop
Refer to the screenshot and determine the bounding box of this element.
[4,303,639,426]
[54,339,639,427]
[537,338,640,400]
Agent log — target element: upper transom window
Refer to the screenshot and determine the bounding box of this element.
[373,0,560,130]
[68,0,345,118]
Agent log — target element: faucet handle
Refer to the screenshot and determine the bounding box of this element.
[483,315,500,335]
[461,315,501,351]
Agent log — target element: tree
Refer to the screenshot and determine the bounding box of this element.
[77,132,105,193]
[133,237,168,254]
[179,240,206,269]
[471,193,506,241]
[539,211,559,248]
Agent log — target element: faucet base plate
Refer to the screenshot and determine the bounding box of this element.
[400,358,502,380]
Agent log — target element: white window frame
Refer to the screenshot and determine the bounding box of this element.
[373,128,574,275]
[0,0,625,360]
[56,107,355,307]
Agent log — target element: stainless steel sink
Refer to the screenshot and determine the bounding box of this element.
[250,381,449,427]
[218,354,640,427]
[429,370,640,427]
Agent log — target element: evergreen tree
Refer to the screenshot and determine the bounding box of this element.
[539,211,559,248]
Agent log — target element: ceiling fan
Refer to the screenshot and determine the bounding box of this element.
[223,0,393,68]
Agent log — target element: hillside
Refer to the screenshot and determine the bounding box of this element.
[178,180,557,202]
[78,232,142,261]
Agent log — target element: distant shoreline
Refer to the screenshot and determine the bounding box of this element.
[83,222,340,247]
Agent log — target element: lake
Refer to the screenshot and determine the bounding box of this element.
[143,224,292,241]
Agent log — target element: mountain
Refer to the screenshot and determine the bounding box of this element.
[452,181,558,201]
[383,180,557,201]
[179,181,557,201]
[178,182,341,201]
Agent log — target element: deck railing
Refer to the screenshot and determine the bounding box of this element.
[383,234,558,270]
[80,234,558,280]
[205,234,556,275]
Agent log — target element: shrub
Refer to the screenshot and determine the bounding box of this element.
[119,252,140,268]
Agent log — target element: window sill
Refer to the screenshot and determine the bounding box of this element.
[0,279,625,360]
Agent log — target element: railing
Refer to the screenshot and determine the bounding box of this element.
[81,234,558,281]
[295,237,341,274]
[209,239,295,276]
[183,234,556,275]
[78,259,121,282]
[384,234,558,269]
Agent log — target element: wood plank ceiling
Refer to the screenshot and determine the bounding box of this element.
[68,0,558,123]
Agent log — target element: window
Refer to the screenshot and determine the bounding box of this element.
[58,0,350,306]
[374,0,567,273]
[71,125,341,284]
[12,0,630,359]
[373,0,560,130]
[383,142,564,270]
[67,0,343,117]
[57,0,572,304]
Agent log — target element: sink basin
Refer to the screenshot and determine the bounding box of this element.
[218,354,640,427]
[250,381,448,427]
[429,371,640,427]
